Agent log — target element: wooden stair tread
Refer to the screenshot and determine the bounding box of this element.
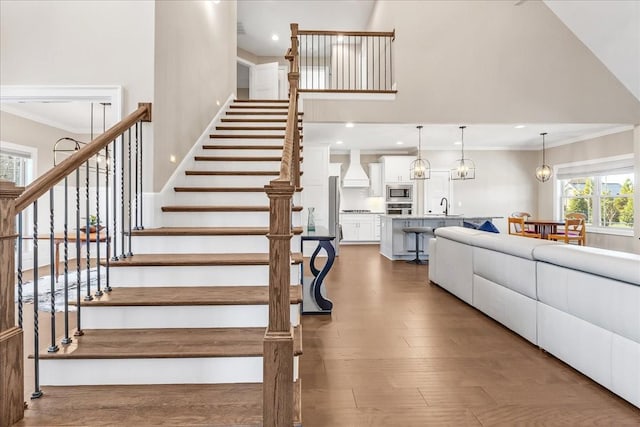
[173,187,302,193]
[194,156,284,161]
[129,226,303,236]
[234,98,289,103]
[17,381,301,426]
[229,105,289,109]
[209,134,285,139]
[35,326,302,359]
[106,252,303,266]
[221,118,302,123]
[76,285,302,306]
[202,144,287,150]
[226,111,303,116]
[161,205,304,212]
[215,126,301,131]
[186,170,279,176]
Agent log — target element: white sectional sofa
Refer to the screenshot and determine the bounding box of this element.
[428,226,640,409]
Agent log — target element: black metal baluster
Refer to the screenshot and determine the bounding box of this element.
[112,136,120,261]
[389,35,393,90]
[84,161,93,301]
[61,177,71,344]
[378,36,381,90]
[48,189,59,353]
[120,132,126,259]
[127,127,133,257]
[134,120,139,230]
[104,143,112,292]
[311,34,314,90]
[95,151,103,297]
[18,212,23,329]
[31,201,43,399]
[384,36,387,90]
[139,121,144,230]
[348,35,351,90]
[75,169,84,337]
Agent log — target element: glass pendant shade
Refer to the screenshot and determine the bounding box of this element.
[410,125,431,180]
[450,125,475,180]
[535,132,552,183]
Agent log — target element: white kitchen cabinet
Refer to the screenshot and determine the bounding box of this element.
[374,214,381,240]
[368,163,383,197]
[380,156,416,183]
[340,214,375,242]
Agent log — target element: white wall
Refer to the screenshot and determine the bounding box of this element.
[0,0,155,114]
[153,0,237,191]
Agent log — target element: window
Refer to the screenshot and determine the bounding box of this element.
[0,148,32,186]
[557,155,634,231]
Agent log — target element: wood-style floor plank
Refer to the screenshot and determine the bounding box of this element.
[300,245,640,426]
[35,326,302,359]
[17,381,301,426]
[75,285,302,306]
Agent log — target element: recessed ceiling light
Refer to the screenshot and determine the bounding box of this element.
[271,34,279,41]
[213,0,220,4]
[345,122,354,128]
[515,125,526,129]
[336,140,344,145]
[396,141,404,145]
[170,155,177,163]
[453,141,462,145]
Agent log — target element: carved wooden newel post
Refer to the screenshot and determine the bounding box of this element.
[263,181,295,426]
[0,180,25,426]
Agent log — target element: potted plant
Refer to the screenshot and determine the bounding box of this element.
[81,215,104,233]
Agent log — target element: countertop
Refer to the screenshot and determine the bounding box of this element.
[380,215,503,220]
[340,211,385,215]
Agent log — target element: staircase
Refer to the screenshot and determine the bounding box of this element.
[20,100,304,426]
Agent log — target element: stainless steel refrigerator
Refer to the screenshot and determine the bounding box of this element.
[328,175,341,256]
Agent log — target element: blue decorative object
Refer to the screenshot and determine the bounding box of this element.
[463,221,479,229]
[478,220,500,233]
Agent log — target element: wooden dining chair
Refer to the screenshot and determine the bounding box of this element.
[510,211,536,233]
[547,218,586,245]
[508,217,541,238]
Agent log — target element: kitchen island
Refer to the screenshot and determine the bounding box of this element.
[379,215,502,261]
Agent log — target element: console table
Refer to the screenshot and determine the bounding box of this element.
[301,226,335,314]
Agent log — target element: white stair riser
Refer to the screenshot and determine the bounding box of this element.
[168,192,301,206]
[132,235,301,254]
[82,304,301,329]
[40,356,299,385]
[190,161,282,172]
[211,129,286,136]
[169,192,270,205]
[204,138,289,147]
[178,175,276,187]
[162,211,302,227]
[209,137,285,144]
[109,264,300,286]
[199,149,284,157]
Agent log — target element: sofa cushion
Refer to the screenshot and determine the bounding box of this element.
[533,245,640,286]
[473,246,538,299]
[537,262,640,344]
[470,232,558,260]
[478,220,500,233]
[434,226,484,245]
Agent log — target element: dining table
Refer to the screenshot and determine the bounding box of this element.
[524,219,565,239]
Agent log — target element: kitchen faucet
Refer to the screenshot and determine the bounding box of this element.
[440,197,449,216]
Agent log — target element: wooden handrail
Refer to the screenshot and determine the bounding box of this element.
[15,103,151,213]
[298,29,395,38]
[277,23,300,185]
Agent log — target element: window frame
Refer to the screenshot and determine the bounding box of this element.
[554,154,634,236]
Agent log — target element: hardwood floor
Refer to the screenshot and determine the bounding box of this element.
[300,245,640,426]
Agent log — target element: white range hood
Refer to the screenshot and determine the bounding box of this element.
[342,149,370,188]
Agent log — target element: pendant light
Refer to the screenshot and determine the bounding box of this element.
[410,125,431,180]
[450,125,475,180]
[535,132,552,182]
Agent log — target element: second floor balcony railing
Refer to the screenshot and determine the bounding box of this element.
[297,29,396,93]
